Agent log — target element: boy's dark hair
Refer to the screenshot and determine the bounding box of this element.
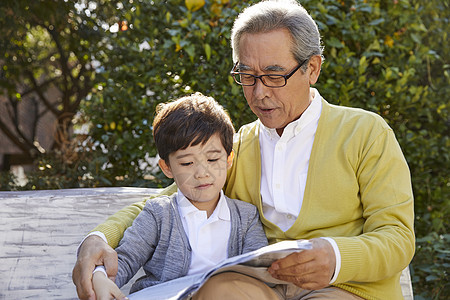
[152,92,235,162]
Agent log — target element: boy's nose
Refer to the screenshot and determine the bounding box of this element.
[194,164,209,179]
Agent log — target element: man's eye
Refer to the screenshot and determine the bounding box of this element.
[240,74,254,80]
[266,75,284,82]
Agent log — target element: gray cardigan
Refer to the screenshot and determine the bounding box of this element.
[114,193,268,293]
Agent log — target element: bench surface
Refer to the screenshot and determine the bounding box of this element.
[0,187,413,299]
[0,187,157,299]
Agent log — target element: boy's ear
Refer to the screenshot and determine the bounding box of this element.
[158,159,174,178]
[226,150,234,169]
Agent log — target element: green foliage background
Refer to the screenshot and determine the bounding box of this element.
[1,0,448,298]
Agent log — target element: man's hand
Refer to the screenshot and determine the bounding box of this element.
[268,238,336,290]
[72,235,119,300]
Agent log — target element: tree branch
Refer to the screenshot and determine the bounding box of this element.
[20,76,59,99]
[0,115,34,154]
[30,96,39,142]
[5,94,41,152]
[45,25,75,95]
[25,70,60,116]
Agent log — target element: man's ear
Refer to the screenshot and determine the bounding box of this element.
[308,55,322,85]
[158,159,174,178]
[226,150,234,169]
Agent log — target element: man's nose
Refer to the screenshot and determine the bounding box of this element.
[252,77,271,99]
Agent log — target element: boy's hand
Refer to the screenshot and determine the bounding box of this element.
[92,271,128,300]
[72,235,119,299]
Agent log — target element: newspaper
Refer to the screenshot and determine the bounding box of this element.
[128,240,312,300]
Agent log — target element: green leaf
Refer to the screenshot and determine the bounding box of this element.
[368,18,385,26]
[184,44,195,62]
[204,43,211,60]
[327,37,343,48]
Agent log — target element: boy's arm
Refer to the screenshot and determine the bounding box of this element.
[95,183,178,248]
[73,183,177,300]
[92,270,128,300]
[242,206,269,253]
[114,201,161,288]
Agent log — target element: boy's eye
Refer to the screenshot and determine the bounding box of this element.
[180,162,193,166]
[208,158,220,163]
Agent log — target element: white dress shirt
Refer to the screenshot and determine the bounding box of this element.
[260,88,322,230]
[177,189,231,275]
[259,88,340,283]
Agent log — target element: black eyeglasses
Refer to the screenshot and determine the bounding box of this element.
[230,59,308,88]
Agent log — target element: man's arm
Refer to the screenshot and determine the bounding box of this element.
[270,127,415,289]
[73,235,119,300]
[331,128,415,284]
[92,200,147,248]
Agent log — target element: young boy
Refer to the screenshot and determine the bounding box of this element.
[92,93,268,299]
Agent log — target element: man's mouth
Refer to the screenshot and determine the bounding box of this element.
[258,107,276,114]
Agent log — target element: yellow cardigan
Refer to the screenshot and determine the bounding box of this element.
[94,98,415,300]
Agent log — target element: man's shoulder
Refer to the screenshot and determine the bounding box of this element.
[236,120,259,135]
[325,100,381,118]
[233,120,259,149]
[323,100,391,130]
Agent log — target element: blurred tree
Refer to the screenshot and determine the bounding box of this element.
[81,0,257,186]
[0,0,118,167]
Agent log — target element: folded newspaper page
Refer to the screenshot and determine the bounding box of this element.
[128,240,312,300]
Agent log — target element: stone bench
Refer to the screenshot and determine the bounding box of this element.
[0,187,413,299]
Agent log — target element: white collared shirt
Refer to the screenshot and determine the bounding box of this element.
[177,189,231,275]
[260,88,322,231]
[259,88,341,284]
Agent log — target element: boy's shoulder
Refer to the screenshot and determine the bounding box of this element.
[144,193,176,211]
[225,196,258,214]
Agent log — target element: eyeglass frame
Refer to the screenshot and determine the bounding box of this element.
[230,59,308,88]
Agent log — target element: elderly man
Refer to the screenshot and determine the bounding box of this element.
[73,1,414,299]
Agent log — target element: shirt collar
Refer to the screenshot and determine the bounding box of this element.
[259,88,322,139]
[177,189,230,221]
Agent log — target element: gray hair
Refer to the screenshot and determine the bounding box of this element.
[231,0,324,70]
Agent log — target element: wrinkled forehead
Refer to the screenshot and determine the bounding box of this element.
[237,29,296,70]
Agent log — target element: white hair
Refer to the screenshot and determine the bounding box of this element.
[231,0,324,69]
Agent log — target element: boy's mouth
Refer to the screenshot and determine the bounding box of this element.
[196,183,213,189]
